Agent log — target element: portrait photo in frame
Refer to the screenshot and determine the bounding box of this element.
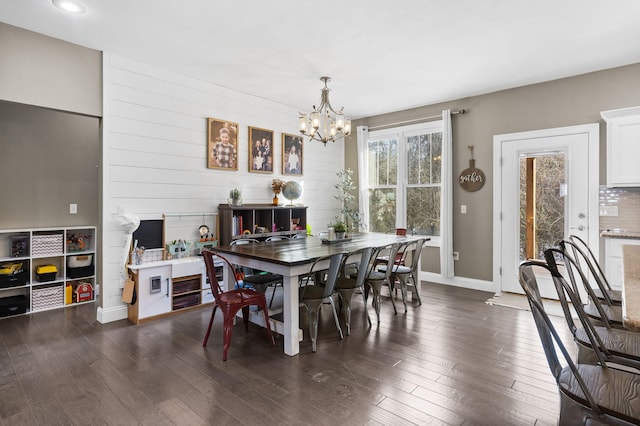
[207,118,239,170]
[249,126,274,173]
[282,133,303,176]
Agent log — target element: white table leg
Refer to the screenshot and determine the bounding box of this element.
[282,274,299,356]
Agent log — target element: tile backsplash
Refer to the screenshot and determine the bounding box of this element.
[599,186,640,232]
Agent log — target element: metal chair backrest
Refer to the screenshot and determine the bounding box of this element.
[377,242,401,280]
[230,238,260,245]
[301,252,347,299]
[561,236,614,305]
[552,245,614,328]
[385,228,407,236]
[544,248,626,364]
[265,235,289,242]
[201,249,238,299]
[519,261,605,413]
[345,246,375,288]
[404,238,427,274]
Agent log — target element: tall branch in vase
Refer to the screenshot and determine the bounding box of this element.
[334,169,366,234]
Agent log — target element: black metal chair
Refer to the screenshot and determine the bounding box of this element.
[542,251,640,370]
[552,245,625,329]
[563,235,622,305]
[377,238,428,310]
[519,261,640,425]
[299,252,347,352]
[335,247,374,334]
[365,242,401,321]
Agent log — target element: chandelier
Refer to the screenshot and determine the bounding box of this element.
[299,76,351,145]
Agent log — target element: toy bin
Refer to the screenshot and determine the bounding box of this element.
[0,295,27,317]
[35,264,58,282]
[67,254,94,278]
[0,262,28,288]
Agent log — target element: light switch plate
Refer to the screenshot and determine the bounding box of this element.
[69,203,78,214]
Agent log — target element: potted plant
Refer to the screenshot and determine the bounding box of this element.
[334,169,366,234]
[228,188,242,206]
[333,221,347,239]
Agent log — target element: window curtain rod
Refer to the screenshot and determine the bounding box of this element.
[366,109,466,131]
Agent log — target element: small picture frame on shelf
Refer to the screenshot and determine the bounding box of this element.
[249,126,274,173]
[207,117,239,170]
[282,133,303,175]
[10,235,29,257]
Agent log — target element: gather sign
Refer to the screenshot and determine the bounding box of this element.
[459,145,485,192]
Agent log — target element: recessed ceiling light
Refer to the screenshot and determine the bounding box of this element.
[52,0,87,14]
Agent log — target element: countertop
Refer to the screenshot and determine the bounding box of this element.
[127,256,203,271]
[600,230,640,239]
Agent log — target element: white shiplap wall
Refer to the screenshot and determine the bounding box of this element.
[99,53,344,322]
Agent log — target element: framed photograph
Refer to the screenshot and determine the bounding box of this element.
[282,133,303,175]
[249,126,274,173]
[207,117,239,170]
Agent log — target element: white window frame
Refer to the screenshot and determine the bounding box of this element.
[366,121,444,247]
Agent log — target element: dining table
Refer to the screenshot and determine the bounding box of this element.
[212,232,424,356]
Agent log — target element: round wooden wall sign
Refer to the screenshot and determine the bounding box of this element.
[459,159,485,192]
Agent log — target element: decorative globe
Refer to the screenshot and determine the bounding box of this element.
[282,181,302,205]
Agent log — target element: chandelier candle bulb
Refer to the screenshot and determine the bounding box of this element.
[299,76,351,145]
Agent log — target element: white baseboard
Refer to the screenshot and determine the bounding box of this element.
[96,305,128,323]
[420,272,495,293]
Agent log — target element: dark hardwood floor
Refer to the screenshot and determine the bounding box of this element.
[0,283,574,425]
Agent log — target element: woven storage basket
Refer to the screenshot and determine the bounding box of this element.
[32,285,64,311]
[32,234,63,257]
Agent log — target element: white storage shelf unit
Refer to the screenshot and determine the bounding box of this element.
[0,226,97,318]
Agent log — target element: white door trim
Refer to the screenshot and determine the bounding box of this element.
[492,123,600,296]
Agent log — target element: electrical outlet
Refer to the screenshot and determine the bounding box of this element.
[461,205,467,214]
[453,251,459,261]
[69,203,77,214]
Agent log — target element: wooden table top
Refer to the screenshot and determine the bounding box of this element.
[212,233,427,267]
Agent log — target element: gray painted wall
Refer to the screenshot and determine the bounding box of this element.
[0,23,101,230]
[0,22,102,116]
[0,101,99,229]
[349,63,640,281]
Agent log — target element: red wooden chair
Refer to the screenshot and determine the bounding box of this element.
[201,249,275,361]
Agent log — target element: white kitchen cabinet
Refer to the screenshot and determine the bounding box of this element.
[604,237,640,290]
[601,106,640,187]
[0,226,97,318]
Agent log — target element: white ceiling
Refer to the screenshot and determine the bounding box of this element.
[1,0,639,119]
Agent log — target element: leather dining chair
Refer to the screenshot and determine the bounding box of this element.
[335,247,374,335]
[201,249,274,361]
[299,252,347,352]
[519,261,640,425]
